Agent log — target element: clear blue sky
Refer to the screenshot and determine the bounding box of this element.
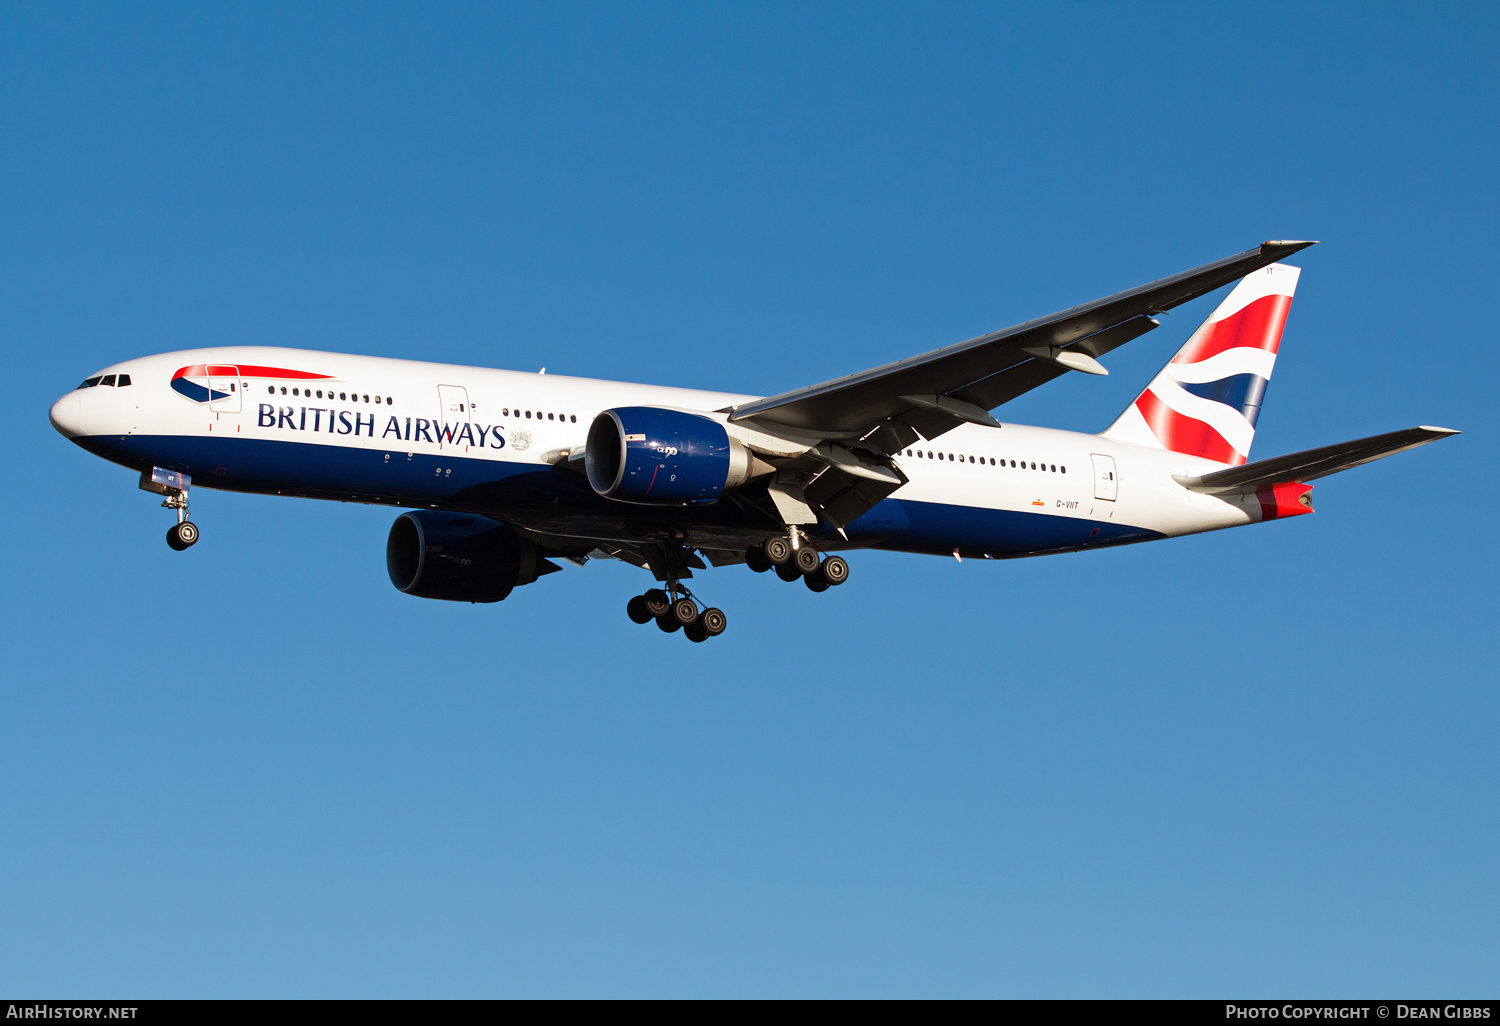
[2,2,1495,998]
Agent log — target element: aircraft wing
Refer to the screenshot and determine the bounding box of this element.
[1174,426,1460,495]
[729,241,1318,444]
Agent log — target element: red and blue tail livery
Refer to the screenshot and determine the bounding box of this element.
[1103,263,1298,465]
[50,242,1457,642]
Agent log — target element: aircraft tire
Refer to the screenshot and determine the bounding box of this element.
[643,589,672,618]
[684,621,709,643]
[762,536,792,565]
[774,561,802,582]
[627,595,653,624]
[793,546,820,575]
[804,570,830,593]
[656,615,682,633]
[166,521,199,550]
[821,555,849,585]
[700,607,727,636]
[745,544,772,573]
[671,597,699,627]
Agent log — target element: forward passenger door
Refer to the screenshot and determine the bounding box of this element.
[208,365,241,413]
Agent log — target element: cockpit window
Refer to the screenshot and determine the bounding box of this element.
[117,374,131,386]
[76,377,102,389]
[100,375,116,386]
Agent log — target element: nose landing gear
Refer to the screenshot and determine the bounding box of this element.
[140,467,199,551]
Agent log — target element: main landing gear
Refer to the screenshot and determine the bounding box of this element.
[746,531,848,592]
[626,586,728,643]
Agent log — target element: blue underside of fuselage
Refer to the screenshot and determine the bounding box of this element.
[73,433,1164,558]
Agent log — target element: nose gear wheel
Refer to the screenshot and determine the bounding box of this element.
[166,520,199,550]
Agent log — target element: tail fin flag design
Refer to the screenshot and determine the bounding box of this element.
[1101,262,1301,466]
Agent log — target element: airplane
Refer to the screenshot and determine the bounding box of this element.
[49,240,1457,642]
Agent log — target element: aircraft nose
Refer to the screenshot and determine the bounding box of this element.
[49,392,84,438]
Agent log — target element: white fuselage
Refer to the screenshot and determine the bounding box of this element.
[50,346,1275,559]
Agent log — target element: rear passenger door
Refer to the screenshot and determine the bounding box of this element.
[1091,453,1118,501]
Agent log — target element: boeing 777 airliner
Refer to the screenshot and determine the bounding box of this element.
[49,241,1456,641]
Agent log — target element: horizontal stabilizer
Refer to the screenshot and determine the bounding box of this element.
[1175,425,1459,494]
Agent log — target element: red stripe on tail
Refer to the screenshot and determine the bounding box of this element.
[1134,388,1246,465]
[1171,293,1292,365]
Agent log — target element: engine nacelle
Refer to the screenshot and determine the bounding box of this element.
[386,511,554,603]
[585,406,755,504]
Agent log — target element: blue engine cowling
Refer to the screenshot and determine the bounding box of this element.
[585,407,753,504]
[386,511,557,602]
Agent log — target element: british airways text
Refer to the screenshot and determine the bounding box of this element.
[256,405,506,448]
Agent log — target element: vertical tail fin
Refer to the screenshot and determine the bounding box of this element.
[1101,262,1300,466]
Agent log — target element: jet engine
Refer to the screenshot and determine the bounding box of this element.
[386,511,557,603]
[585,407,758,504]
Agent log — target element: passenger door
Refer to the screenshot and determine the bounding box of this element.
[1091,453,1118,501]
[437,384,470,448]
[208,365,241,413]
